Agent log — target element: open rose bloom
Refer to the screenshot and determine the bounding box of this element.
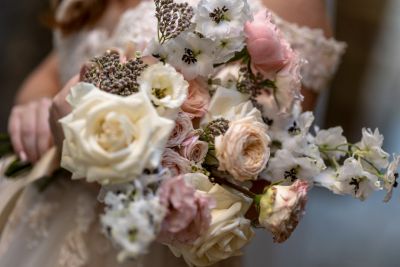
[47,0,399,266]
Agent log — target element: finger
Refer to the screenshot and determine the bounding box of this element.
[36,98,53,157]
[20,103,38,162]
[8,107,27,161]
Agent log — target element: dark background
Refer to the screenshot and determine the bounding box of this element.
[1,1,400,266]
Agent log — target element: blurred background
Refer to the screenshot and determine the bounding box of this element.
[0,0,399,266]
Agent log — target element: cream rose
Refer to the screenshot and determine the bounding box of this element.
[259,179,309,243]
[170,173,254,267]
[215,115,271,182]
[139,62,189,117]
[60,83,174,184]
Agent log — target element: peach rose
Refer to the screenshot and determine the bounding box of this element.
[215,115,271,182]
[244,10,292,76]
[181,79,210,118]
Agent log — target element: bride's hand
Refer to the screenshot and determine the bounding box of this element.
[49,75,79,151]
[8,98,54,163]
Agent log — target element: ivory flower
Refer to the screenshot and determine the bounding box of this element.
[215,115,271,181]
[139,62,189,116]
[170,173,254,266]
[60,83,174,184]
[259,179,309,243]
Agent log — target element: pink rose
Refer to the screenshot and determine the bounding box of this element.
[179,135,209,164]
[181,79,210,118]
[245,10,292,76]
[162,148,191,176]
[158,176,214,245]
[258,179,309,243]
[167,112,194,148]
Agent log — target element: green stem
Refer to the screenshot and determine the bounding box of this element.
[209,171,257,199]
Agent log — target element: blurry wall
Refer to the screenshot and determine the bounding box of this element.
[0,1,52,132]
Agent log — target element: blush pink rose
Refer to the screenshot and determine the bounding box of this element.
[245,10,292,76]
[181,79,210,118]
[162,148,191,176]
[157,176,214,245]
[179,135,209,164]
[167,112,194,147]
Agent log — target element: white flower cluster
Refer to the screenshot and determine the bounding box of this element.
[147,0,252,79]
[101,182,166,261]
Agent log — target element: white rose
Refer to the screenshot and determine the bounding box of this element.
[170,173,254,266]
[215,115,271,182]
[139,62,189,117]
[60,83,174,184]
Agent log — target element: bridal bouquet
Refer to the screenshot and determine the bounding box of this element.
[56,0,399,266]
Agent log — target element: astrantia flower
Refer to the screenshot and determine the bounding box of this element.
[166,112,194,148]
[101,191,166,261]
[215,115,271,182]
[157,176,214,245]
[170,173,254,266]
[195,0,252,40]
[162,148,192,176]
[337,157,381,200]
[162,32,216,80]
[60,83,174,184]
[383,155,400,202]
[258,179,309,243]
[354,128,390,171]
[139,62,189,116]
[315,126,348,160]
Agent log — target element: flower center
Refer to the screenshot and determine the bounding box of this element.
[284,168,298,182]
[182,48,198,65]
[97,113,135,152]
[152,87,168,99]
[349,178,361,194]
[209,6,229,24]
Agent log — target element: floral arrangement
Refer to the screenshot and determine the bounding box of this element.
[54,0,399,266]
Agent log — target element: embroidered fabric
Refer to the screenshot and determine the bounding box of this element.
[55,0,346,92]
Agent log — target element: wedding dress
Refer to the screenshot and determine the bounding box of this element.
[0,1,346,266]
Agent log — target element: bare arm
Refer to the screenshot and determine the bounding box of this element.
[262,0,333,110]
[15,52,61,104]
[9,52,61,162]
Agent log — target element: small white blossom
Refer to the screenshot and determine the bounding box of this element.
[214,36,245,64]
[315,127,348,160]
[101,190,166,261]
[265,149,324,183]
[195,0,252,40]
[355,128,389,170]
[161,32,216,80]
[383,155,400,202]
[337,157,381,201]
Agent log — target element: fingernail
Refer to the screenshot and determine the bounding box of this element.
[19,151,27,162]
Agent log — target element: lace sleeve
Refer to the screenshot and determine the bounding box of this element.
[272,14,347,93]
